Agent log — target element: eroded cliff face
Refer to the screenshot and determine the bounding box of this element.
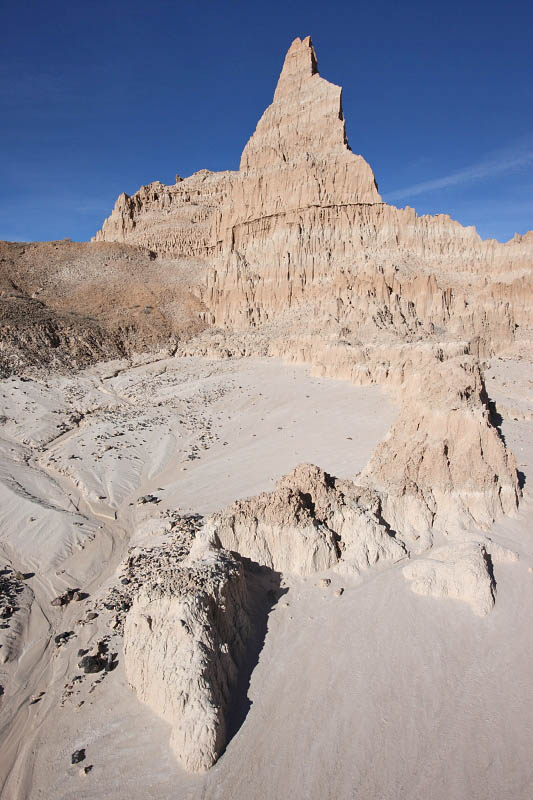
[0,240,207,375]
[94,32,530,594]
[207,464,406,576]
[359,357,520,545]
[94,36,533,363]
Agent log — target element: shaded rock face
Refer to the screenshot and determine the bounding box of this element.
[207,464,406,576]
[123,537,250,773]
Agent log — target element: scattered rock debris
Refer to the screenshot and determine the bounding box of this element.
[0,567,25,624]
[71,748,86,764]
[89,513,201,635]
[51,587,87,607]
[137,494,160,505]
[55,631,75,647]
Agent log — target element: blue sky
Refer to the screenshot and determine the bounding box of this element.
[1,0,532,243]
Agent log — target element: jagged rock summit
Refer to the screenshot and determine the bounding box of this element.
[93,36,532,351]
[240,35,380,204]
[92,31,529,600]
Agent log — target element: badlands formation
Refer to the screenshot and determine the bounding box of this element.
[0,35,533,800]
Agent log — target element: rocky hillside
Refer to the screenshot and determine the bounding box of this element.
[0,240,207,375]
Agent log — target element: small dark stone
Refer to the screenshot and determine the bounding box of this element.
[54,631,74,645]
[85,612,98,621]
[137,494,159,505]
[78,655,104,674]
[71,748,86,764]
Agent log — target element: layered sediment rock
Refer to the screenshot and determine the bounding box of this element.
[359,357,520,545]
[95,37,533,365]
[207,464,406,575]
[88,36,531,774]
[0,240,207,374]
[95,34,528,600]
[124,536,250,772]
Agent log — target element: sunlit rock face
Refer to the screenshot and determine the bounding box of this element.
[94,37,532,357]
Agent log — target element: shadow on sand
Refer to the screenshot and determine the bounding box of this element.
[223,556,288,752]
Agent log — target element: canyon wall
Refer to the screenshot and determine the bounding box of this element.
[93,34,532,546]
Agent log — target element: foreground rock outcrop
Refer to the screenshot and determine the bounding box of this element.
[208,464,406,575]
[124,534,250,772]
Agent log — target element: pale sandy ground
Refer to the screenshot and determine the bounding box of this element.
[0,354,532,800]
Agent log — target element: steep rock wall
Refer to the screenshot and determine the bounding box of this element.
[94,37,533,361]
[359,357,520,544]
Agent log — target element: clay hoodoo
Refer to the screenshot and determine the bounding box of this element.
[93,36,532,365]
[207,464,406,575]
[124,535,251,773]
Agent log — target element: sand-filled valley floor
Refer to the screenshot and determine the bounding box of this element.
[0,352,532,800]
[0,357,396,799]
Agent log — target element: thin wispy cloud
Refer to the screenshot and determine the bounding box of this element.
[384,143,533,203]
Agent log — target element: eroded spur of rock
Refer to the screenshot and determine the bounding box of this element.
[359,356,521,548]
[123,534,251,773]
[206,463,407,576]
